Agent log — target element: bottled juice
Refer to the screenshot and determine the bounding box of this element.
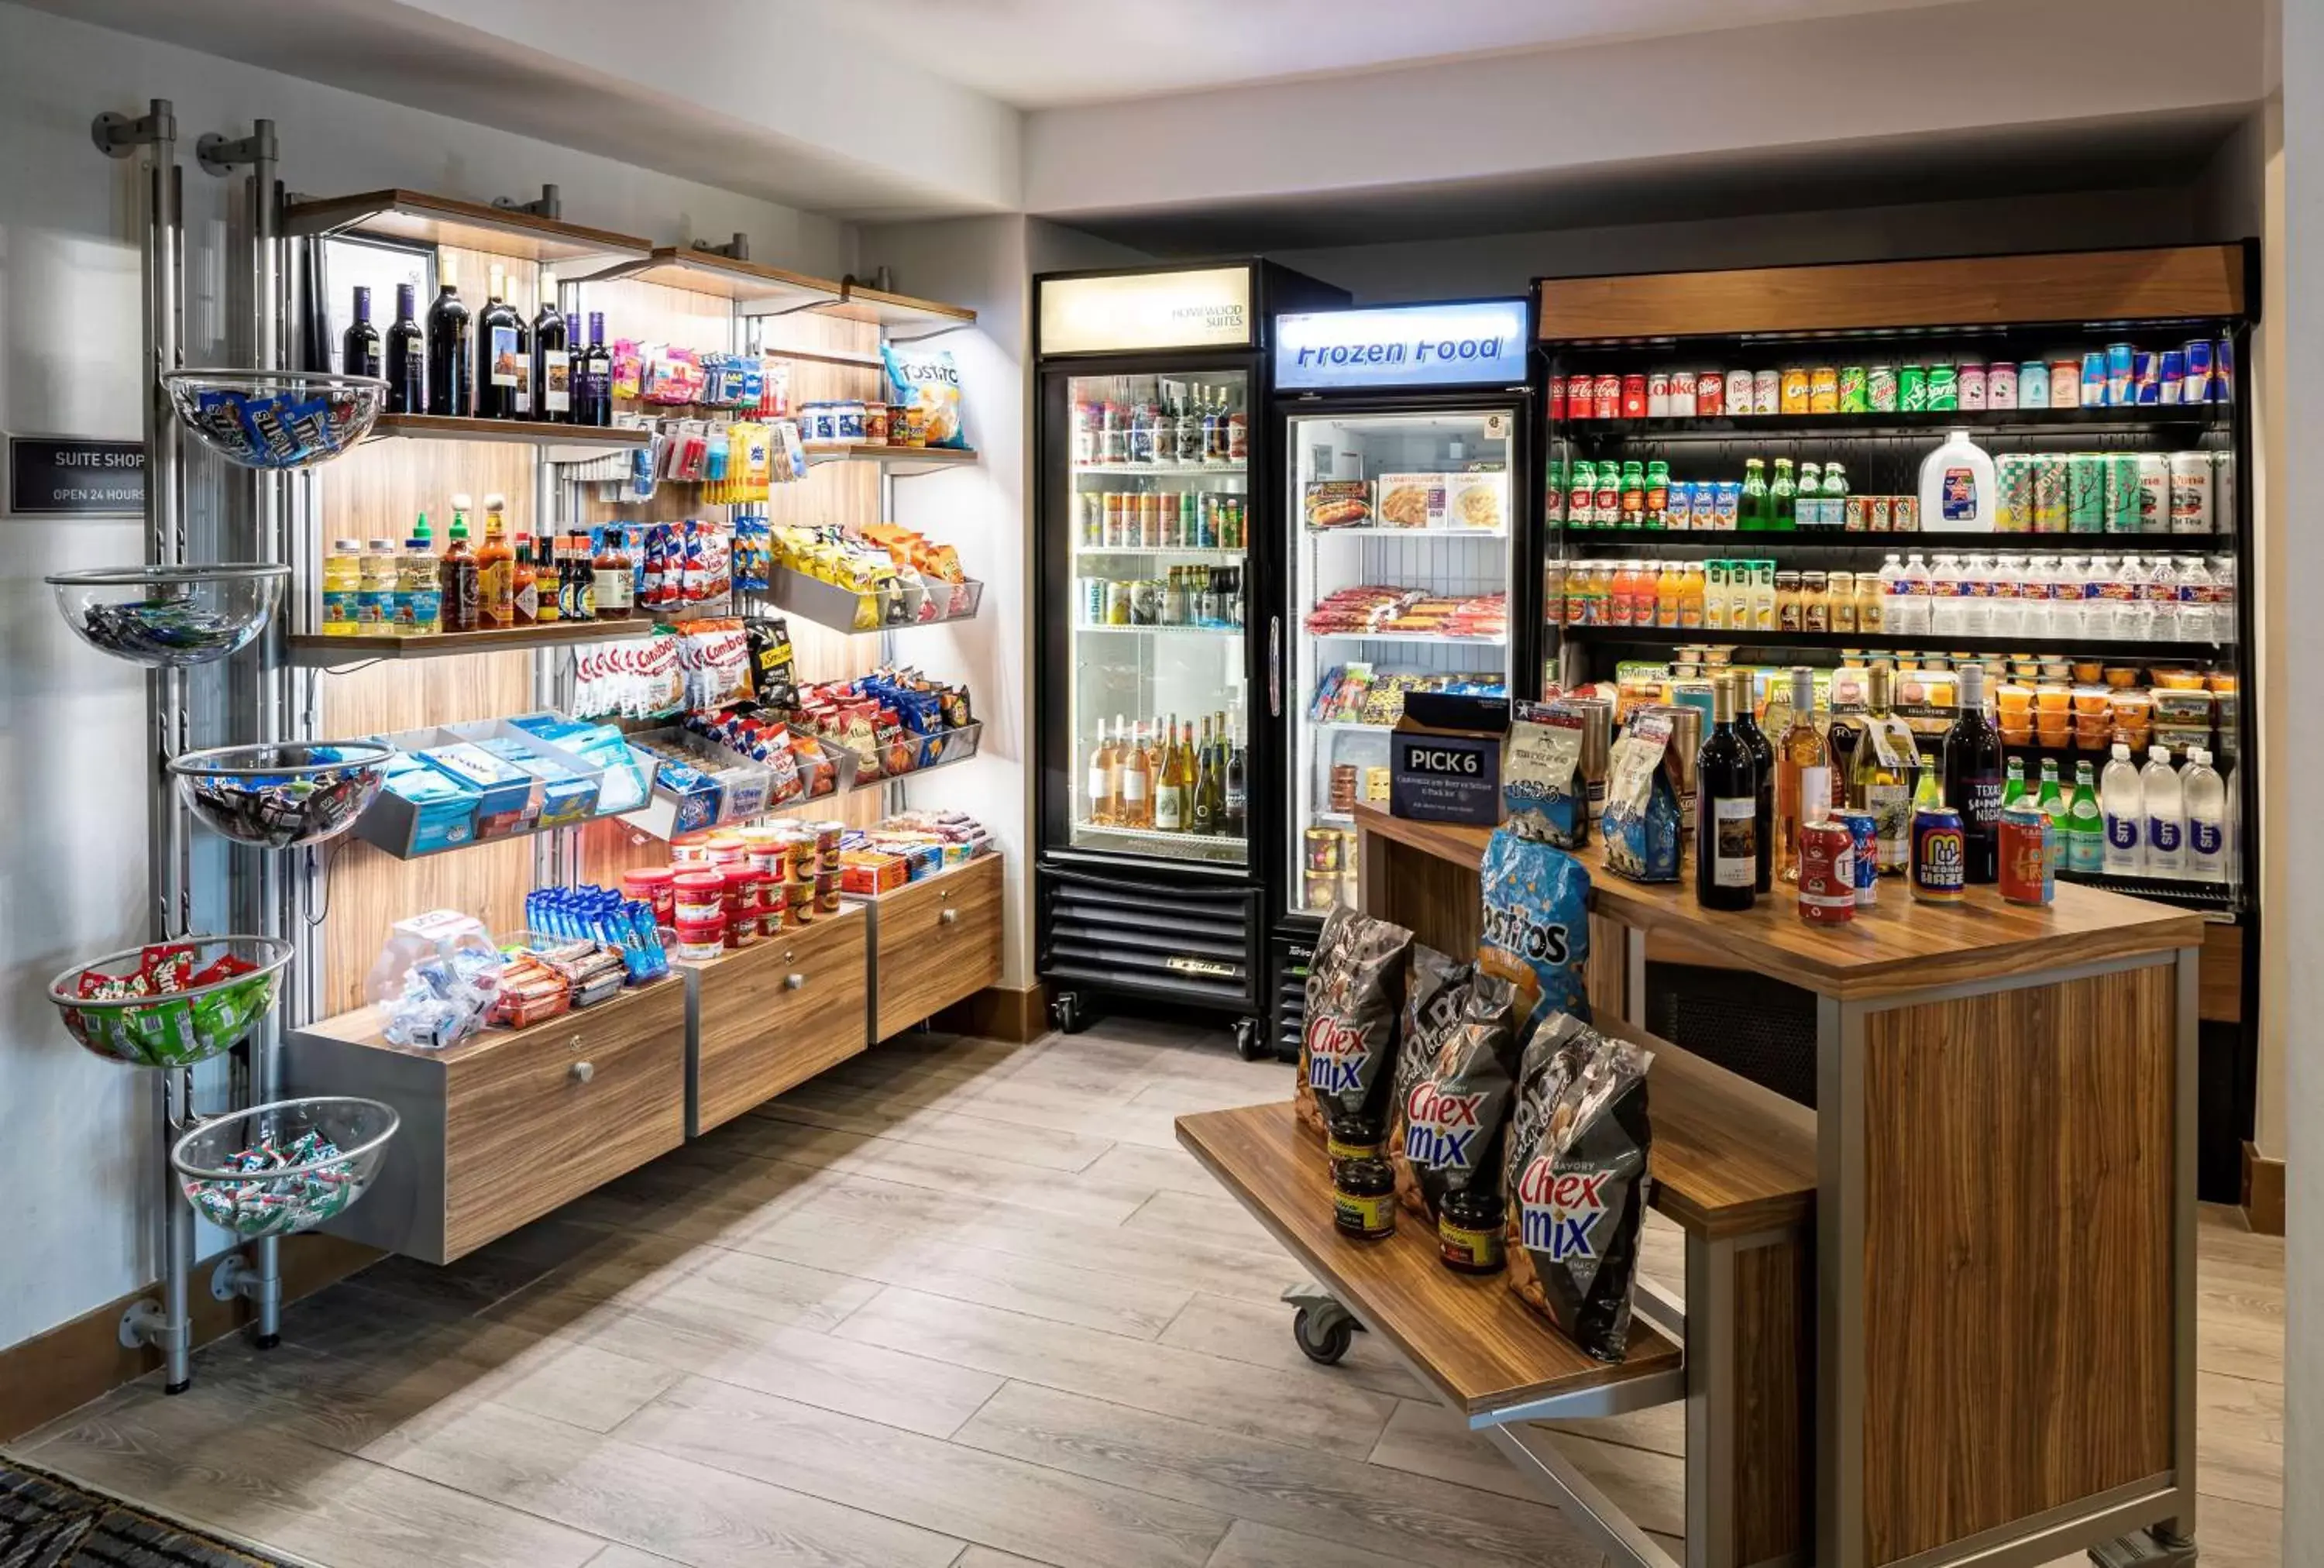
[322,538,363,635]
[1678,563,1705,629]
[357,538,398,632]
[399,514,440,635]
[1655,562,1683,628]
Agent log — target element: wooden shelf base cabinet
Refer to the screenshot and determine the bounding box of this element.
[682,904,870,1136]
[865,854,1004,1042]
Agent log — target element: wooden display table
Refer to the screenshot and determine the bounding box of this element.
[1341,803,2204,1568]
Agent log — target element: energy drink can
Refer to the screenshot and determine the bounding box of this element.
[1833,809,1879,907]
[2134,349,2161,404]
[2212,336,2236,403]
[2106,342,2137,404]
[2081,350,2111,407]
[2158,349,2186,404]
[1998,803,2054,906]
[1911,807,1967,903]
[2184,339,2216,403]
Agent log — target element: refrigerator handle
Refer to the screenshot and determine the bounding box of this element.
[1267,614,1282,718]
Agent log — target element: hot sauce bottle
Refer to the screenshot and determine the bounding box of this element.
[438,498,481,632]
[511,535,538,624]
[476,492,514,625]
[533,534,560,624]
[592,525,632,619]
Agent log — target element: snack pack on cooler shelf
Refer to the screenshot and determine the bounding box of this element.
[1304,587,1507,639]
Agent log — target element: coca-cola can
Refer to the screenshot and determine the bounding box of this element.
[1621,373,1648,419]
[1797,821,1857,925]
[1593,373,1622,420]
[1548,375,1567,421]
[1646,372,1672,418]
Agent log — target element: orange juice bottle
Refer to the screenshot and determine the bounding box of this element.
[1679,563,1706,628]
[1607,562,1635,627]
[1655,562,1683,628]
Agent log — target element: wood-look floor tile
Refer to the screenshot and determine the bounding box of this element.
[1081,1140,1243,1197]
[942,1076,1191,1150]
[1126,1075,1283,1115]
[2199,1371,2288,1509]
[1120,1188,1281,1250]
[952,1379,1600,1568]
[1370,1399,1687,1538]
[836,1288,1396,1459]
[721,1119,1157,1225]
[585,1546,686,1568]
[949,1550,1060,1568]
[1153,1291,1433,1403]
[365,1396,962,1568]
[1198,1518,1408,1568]
[616,1375,1231,1568]
[749,1096,1116,1172]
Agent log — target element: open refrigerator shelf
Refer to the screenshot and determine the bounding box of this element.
[1075,622,1243,637]
[803,445,980,476]
[1074,546,1246,561]
[1305,526,1509,540]
[1074,462,1246,478]
[1560,407,2228,442]
[1557,528,2233,552]
[1556,624,2231,658]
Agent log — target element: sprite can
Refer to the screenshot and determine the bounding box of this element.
[2102,451,2144,533]
[1996,453,2034,532]
[2067,452,2106,532]
[1897,365,1929,412]
[1839,366,1869,413]
[1926,364,1961,411]
[2030,455,2068,533]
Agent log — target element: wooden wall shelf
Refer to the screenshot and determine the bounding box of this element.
[283,189,655,264]
[370,413,651,449]
[288,618,656,666]
[567,247,844,314]
[826,281,978,337]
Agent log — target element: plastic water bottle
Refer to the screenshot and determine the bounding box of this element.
[1987,555,2021,638]
[2142,744,2185,875]
[2115,555,2153,641]
[2101,742,2144,873]
[2175,555,2215,643]
[2223,753,2240,882]
[2066,761,2106,872]
[1877,552,1906,631]
[1929,553,1964,637]
[2183,748,2226,881]
[2051,555,2085,638]
[2213,554,2239,642]
[2144,555,2179,641]
[1957,554,1992,638]
[1894,552,1932,635]
[2020,554,2055,638]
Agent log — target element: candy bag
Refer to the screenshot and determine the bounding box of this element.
[1504,699,1589,848]
[1391,969,1521,1224]
[1504,1012,1652,1362]
[1477,827,1591,1036]
[1295,903,1414,1147]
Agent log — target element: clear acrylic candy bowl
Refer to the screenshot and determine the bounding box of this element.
[46,563,290,668]
[171,1095,399,1240]
[46,935,294,1069]
[167,741,397,849]
[161,369,389,470]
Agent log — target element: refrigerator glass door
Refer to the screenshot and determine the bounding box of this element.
[1285,407,1514,911]
[1065,366,1252,867]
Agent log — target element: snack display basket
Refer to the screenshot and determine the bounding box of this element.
[170,1095,398,1240]
[45,564,290,668]
[756,564,985,633]
[46,935,294,1069]
[168,741,396,849]
[160,369,388,470]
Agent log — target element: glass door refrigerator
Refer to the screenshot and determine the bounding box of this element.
[1033,261,1348,1053]
[1266,299,1540,1059]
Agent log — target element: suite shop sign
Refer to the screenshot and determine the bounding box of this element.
[1274,299,1531,391]
[8,437,145,515]
[1039,266,1254,354]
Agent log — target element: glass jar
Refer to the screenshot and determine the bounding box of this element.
[1437,1188,1505,1274]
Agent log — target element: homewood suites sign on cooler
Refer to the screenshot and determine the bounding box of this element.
[1273,299,1531,390]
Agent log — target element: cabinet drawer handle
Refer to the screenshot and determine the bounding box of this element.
[782,948,796,962]
[786,973,806,990]
[569,1061,594,1085]
[566,1033,583,1051]
[940,908,958,926]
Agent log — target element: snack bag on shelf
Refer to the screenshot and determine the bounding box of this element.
[1477,828,1592,1033]
[882,344,968,449]
[1294,903,1415,1144]
[1504,699,1590,848]
[1503,1013,1653,1363]
[1389,971,1522,1224]
[1600,710,1681,882]
[1384,945,1474,1216]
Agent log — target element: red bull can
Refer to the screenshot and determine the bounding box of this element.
[2133,349,2161,404]
[1833,809,1879,906]
[2106,342,2136,405]
[2081,350,2110,407]
[2158,348,2186,404]
[2183,339,2215,404]
[2212,336,2236,403]
[1911,807,1967,903]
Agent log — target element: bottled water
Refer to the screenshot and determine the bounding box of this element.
[2143,555,2179,641]
[2101,741,2144,873]
[2051,555,2085,638]
[1987,555,2021,639]
[1929,553,1964,637]
[1876,552,1906,632]
[2020,554,2055,638]
[2115,555,2154,641]
[2174,555,2215,643]
[2142,744,2185,875]
[1892,552,1932,635]
[1956,554,1992,638]
[2183,747,2226,881]
[2212,554,2238,643]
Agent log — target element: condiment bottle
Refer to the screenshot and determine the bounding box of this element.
[533,534,560,624]
[438,499,481,632]
[593,525,632,619]
[511,535,538,624]
[477,492,514,625]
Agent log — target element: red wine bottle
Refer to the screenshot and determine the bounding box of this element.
[383,283,425,413]
[424,258,472,417]
[342,286,382,381]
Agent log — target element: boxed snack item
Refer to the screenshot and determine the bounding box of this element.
[418,743,535,838]
[1443,471,1510,531]
[364,752,482,854]
[1295,903,1415,1146]
[1303,480,1373,530]
[1374,473,1447,529]
[1504,1013,1653,1362]
[839,849,910,896]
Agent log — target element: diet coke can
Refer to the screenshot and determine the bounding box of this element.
[1647,372,1672,418]
[1798,821,1857,925]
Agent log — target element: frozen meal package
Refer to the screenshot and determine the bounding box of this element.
[1477,827,1592,1036]
[1504,1012,1653,1362]
[1385,946,1476,1215]
[1296,903,1415,1146]
[1390,971,1522,1223]
[1600,710,1681,882]
[882,345,968,449]
[1443,470,1509,531]
[1504,699,1589,848]
[1373,473,1447,529]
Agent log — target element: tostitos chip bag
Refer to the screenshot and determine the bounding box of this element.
[882,345,968,449]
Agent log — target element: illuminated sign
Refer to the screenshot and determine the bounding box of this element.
[1039,267,1253,354]
[1274,300,1531,390]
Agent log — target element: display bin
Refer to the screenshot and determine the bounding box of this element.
[351,720,617,858]
[617,727,781,840]
[755,564,985,634]
[677,902,869,1136]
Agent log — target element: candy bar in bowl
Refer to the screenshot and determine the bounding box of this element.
[46,935,293,1069]
[171,1095,398,1240]
[46,564,289,668]
[168,741,396,849]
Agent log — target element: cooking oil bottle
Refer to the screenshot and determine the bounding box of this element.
[322,537,363,635]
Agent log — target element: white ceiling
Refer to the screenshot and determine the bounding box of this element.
[821,0,1974,108]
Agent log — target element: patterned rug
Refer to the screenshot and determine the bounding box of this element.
[0,1459,308,1567]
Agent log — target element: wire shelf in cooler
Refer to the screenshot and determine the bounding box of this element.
[1071,822,1249,851]
[1305,527,1509,540]
[1074,546,1246,560]
[1310,629,1508,647]
[1555,528,2233,553]
[1555,624,2232,658]
[1073,462,1246,478]
[1558,407,2228,442]
[1075,622,1243,638]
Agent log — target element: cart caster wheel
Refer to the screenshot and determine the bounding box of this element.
[1234,1018,1266,1061]
[1293,1306,1356,1366]
[1049,992,1088,1035]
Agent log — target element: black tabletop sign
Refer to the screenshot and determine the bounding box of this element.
[9,438,146,515]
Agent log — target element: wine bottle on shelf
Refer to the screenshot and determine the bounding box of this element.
[1941,662,2005,884]
[1120,721,1153,829]
[578,313,613,427]
[476,263,527,420]
[1728,671,1776,894]
[342,286,382,380]
[1696,674,1758,911]
[533,273,571,424]
[1087,719,1116,827]
[1154,715,1186,834]
[1223,724,1247,838]
[424,257,473,417]
[383,283,425,414]
[1191,716,1222,835]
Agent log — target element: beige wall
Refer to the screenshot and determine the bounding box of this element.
[2258,96,2289,1161]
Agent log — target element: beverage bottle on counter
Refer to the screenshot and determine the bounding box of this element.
[383,283,425,413]
[2102,742,2144,872]
[439,503,482,632]
[2185,749,2227,882]
[1728,671,1776,893]
[2143,745,2186,875]
[1773,667,1827,884]
[1848,664,1915,873]
[356,537,397,633]
[476,263,528,419]
[1696,673,1760,911]
[1941,662,2004,883]
[1739,457,1769,530]
[342,286,382,380]
[399,515,441,636]
[477,493,514,624]
[2037,758,2067,822]
[511,535,539,624]
[1999,756,2028,811]
[1769,457,1799,530]
[425,256,473,417]
[2064,763,2106,872]
[321,537,363,636]
[532,273,569,422]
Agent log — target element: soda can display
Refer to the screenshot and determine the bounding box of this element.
[1893,496,1919,531]
[2106,342,2137,404]
[1838,365,1869,413]
[1780,367,1811,414]
[1593,373,1622,419]
[1669,375,1697,418]
[2137,453,2172,533]
[1797,821,1857,925]
[2213,336,2236,402]
[1865,365,1899,412]
[2030,455,2069,533]
[1897,365,1928,412]
[1998,803,2054,906]
[1910,807,1967,903]
[1809,366,1841,413]
[1959,363,1988,410]
[2212,449,2237,535]
[2047,358,2081,409]
[2066,453,2107,532]
[1725,370,1755,415]
[1752,369,1781,417]
[1987,361,2019,408]
[1621,373,1648,418]
[1844,496,1868,531]
[2157,349,2185,405]
[1833,809,1880,907]
[1078,578,1109,623]
[2133,349,2160,404]
[1696,371,1725,418]
[2080,350,2110,407]
[1646,372,1672,418]
[1868,496,1893,532]
[1995,453,2034,532]
[2168,452,2214,534]
[2102,452,2144,533]
[2184,339,2215,403]
[1925,364,1960,411]
[2019,360,2051,407]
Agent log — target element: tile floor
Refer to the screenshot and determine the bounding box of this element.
[13,1018,2287,1567]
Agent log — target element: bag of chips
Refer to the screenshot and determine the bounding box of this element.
[1386,946,1474,1215]
[1504,699,1589,848]
[1477,827,1592,1037]
[1295,903,1415,1147]
[882,345,968,449]
[1600,710,1681,882]
[1391,971,1521,1223]
[1504,1013,1653,1362]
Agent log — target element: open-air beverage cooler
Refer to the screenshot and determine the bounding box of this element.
[1033,262,1348,1050]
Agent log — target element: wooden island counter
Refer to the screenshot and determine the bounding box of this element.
[1347,802,2205,1568]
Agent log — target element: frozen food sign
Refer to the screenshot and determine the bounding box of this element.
[1040,267,1253,354]
[1274,301,1530,390]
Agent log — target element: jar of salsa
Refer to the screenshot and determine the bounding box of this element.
[1437,1188,1506,1274]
